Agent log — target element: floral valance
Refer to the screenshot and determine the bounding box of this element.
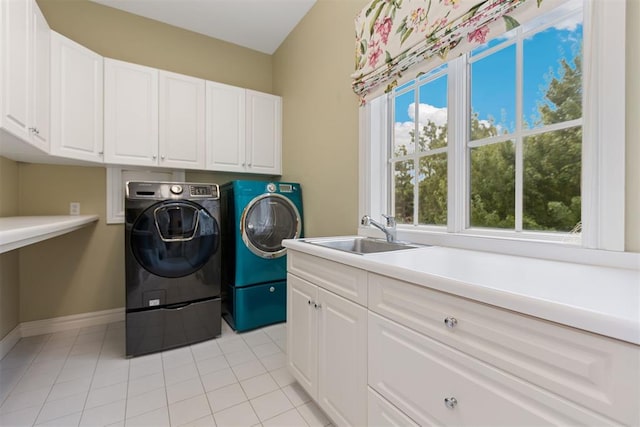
[352,0,566,103]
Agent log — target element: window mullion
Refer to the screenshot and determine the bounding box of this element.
[515,29,524,233]
[413,88,420,225]
[448,56,467,233]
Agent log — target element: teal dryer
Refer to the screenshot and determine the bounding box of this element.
[220,180,303,332]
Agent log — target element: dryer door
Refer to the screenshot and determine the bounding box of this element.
[241,193,301,259]
[131,200,220,278]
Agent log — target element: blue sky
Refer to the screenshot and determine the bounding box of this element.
[394,6,583,137]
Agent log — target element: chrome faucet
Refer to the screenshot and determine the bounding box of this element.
[361,214,397,243]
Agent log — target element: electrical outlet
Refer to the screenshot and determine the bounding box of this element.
[70,202,80,215]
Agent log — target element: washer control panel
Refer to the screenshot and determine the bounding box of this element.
[126,181,220,200]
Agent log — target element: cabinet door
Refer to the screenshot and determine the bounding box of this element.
[159,70,205,169]
[29,2,50,151]
[0,0,49,150]
[205,81,245,172]
[286,273,318,399]
[50,32,103,162]
[104,58,158,166]
[0,0,30,141]
[317,287,368,427]
[245,90,281,175]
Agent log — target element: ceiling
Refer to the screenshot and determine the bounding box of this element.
[89,0,317,55]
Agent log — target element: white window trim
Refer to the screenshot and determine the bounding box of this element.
[359,0,635,269]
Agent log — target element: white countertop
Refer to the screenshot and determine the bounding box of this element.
[283,237,640,345]
[0,215,100,254]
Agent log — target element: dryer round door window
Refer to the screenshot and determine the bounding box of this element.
[241,193,301,259]
[130,200,220,278]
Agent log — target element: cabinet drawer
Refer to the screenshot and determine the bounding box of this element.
[368,387,418,427]
[288,251,367,306]
[368,273,640,426]
[369,312,616,426]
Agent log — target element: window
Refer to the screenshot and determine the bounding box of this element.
[360,0,626,262]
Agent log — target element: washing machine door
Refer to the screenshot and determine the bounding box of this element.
[131,200,220,278]
[241,193,301,259]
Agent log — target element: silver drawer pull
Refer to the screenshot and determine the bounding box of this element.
[308,300,312,305]
[314,303,322,309]
[444,397,458,409]
[269,286,275,292]
[444,317,458,328]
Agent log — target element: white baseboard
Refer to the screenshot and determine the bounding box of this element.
[0,307,125,359]
[0,325,22,360]
[20,307,125,338]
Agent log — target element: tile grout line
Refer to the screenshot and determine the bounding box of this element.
[74,326,108,426]
[31,330,80,426]
[0,334,51,423]
[2,321,330,427]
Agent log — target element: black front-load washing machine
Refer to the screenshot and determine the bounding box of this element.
[125,181,222,357]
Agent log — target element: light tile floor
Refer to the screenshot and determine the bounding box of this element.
[0,320,333,427]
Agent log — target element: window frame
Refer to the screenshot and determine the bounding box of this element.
[358,0,631,267]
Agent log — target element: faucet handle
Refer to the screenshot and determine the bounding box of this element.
[382,214,396,227]
[361,215,371,226]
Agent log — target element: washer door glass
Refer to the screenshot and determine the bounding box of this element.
[242,194,301,259]
[131,200,220,278]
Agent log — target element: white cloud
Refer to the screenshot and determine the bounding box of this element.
[394,103,448,154]
[409,103,448,127]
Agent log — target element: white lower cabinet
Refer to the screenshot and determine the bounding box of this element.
[368,272,640,426]
[368,387,418,427]
[286,250,639,427]
[287,271,368,427]
[368,311,616,426]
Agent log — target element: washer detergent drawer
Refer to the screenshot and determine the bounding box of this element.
[126,297,221,357]
[233,281,286,332]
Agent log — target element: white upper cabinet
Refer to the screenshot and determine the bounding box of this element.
[104,58,206,169]
[206,83,282,175]
[0,0,50,152]
[50,32,103,162]
[245,90,282,175]
[205,81,245,172]
[158,70,205,169]
[104,58,159,167]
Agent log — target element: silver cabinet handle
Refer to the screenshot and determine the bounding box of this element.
[161,155,165,160]
[308,300,312,305]
[269,286,275,292]
[444,397,458,409]
[314,303,321,309]
[152,155,157,160]
[98,151,104,155]
[444,317,458,328]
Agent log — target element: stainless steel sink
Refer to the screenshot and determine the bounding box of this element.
[305,237,423,255]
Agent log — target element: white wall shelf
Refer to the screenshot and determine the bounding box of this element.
[0,215,99,254]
